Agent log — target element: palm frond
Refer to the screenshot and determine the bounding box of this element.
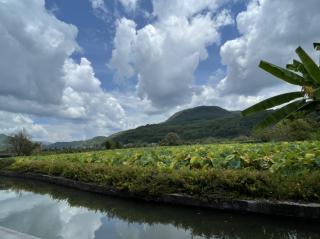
[296,46,320,84]
[242,92,304,116]
[254,99,307,129]
[259,60,306,86]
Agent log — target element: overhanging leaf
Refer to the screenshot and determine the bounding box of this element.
[313,42,320,51]
[259,61,306,86]
[254,100,307,129]
[242,91,304,116]
[314,87,320,99]
[296,100,320,116]
[296,46,320,84]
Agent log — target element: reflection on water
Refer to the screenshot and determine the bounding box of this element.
[0,177,319,239]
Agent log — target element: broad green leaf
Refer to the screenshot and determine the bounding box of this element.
[242,91,304,116]
[259,61,305,86]
[314,88,320,99]
[254,99,306,129]
[296,100,320,115]
[286,63,296,71]
[285,60,315,86]
[313,42,320,51]
[286,100,319,119]
[296,46,320,84]
[286,60,302,72]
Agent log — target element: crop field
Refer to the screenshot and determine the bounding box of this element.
[1,141,320,201]
[15,141,320,174]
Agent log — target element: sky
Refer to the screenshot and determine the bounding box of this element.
[0,0,320,142]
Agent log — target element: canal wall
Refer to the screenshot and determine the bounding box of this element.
[1,171,319,220]
[0,226,41,239]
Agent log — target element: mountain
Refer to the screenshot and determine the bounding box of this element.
[0,134,9,151]
[45,106,270,149]
[166,106,232,123]
[45,136,107,150]
[108,106,270,145]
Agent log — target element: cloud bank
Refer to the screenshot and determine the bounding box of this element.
[1,0,320,141]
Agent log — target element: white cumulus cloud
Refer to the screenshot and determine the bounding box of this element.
[0,0,78,105]
[218,0,320,96]
[109,0,232,108]
[0,0,127,141]
[118,0,139,11]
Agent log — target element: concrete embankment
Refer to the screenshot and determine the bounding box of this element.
[0,226,41,239]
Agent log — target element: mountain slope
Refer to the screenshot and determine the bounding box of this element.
[46,136,107,150]
[109,106,270,144]
[46,106,270,149]
[0,134,9,151]
[166,106,233,124]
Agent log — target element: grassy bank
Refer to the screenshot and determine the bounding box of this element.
[1,141,320,202]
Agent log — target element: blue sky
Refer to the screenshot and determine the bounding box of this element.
[0,0,319,141]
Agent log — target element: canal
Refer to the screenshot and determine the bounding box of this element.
[0,176,319,239]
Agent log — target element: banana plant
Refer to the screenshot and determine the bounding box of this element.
[242,43,320,129]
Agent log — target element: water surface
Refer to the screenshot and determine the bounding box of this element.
[0,177,319,239]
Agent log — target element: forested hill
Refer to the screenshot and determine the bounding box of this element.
[45,106,270,149]
[46,136,107,150]
[108,106,270,145]
[0,134,9,151]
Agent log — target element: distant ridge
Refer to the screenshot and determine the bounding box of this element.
[166,106,233,123]
[45,105,270,149]
[0,134,9,151]
[45,136,107,150]
[107,105,270,145]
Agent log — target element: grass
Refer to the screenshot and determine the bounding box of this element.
[1,141,320,202]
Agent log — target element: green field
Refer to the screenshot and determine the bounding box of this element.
[1,141,320,202]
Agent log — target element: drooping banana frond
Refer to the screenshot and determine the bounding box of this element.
[242,43,320,129]
[314,88,320,99]
[259,61,306,86]
[254,100,307,129]
[314,42,320,51]
[286,60,315,86]
[242,92,304,116]
[296,46,320,84]
[296,100,320,116]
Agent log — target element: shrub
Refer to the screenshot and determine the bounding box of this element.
[8,130,40,156]
[159,132,182,146]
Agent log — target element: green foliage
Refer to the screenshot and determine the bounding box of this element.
[8,130,40,156]
[110,106,270,145]
[242,43,320,129]
[2,141,320,175]
[104,139,122,150]
[1,142,320,201]
[253,116,320,142]
[1,141,320,201]
[159,132,182,146]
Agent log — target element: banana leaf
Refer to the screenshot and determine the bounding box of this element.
[296,100,320,116]
[254,99,307,129]
[296,46,320,84]
[242,91,304,116]
[314,42,320,51]
[259,61,306,86]
[314,87,320,99]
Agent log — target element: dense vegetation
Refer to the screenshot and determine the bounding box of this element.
[37,106,271,151]
[1,141,320,202]
[20,105,316,152]
[109,106,270,145]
